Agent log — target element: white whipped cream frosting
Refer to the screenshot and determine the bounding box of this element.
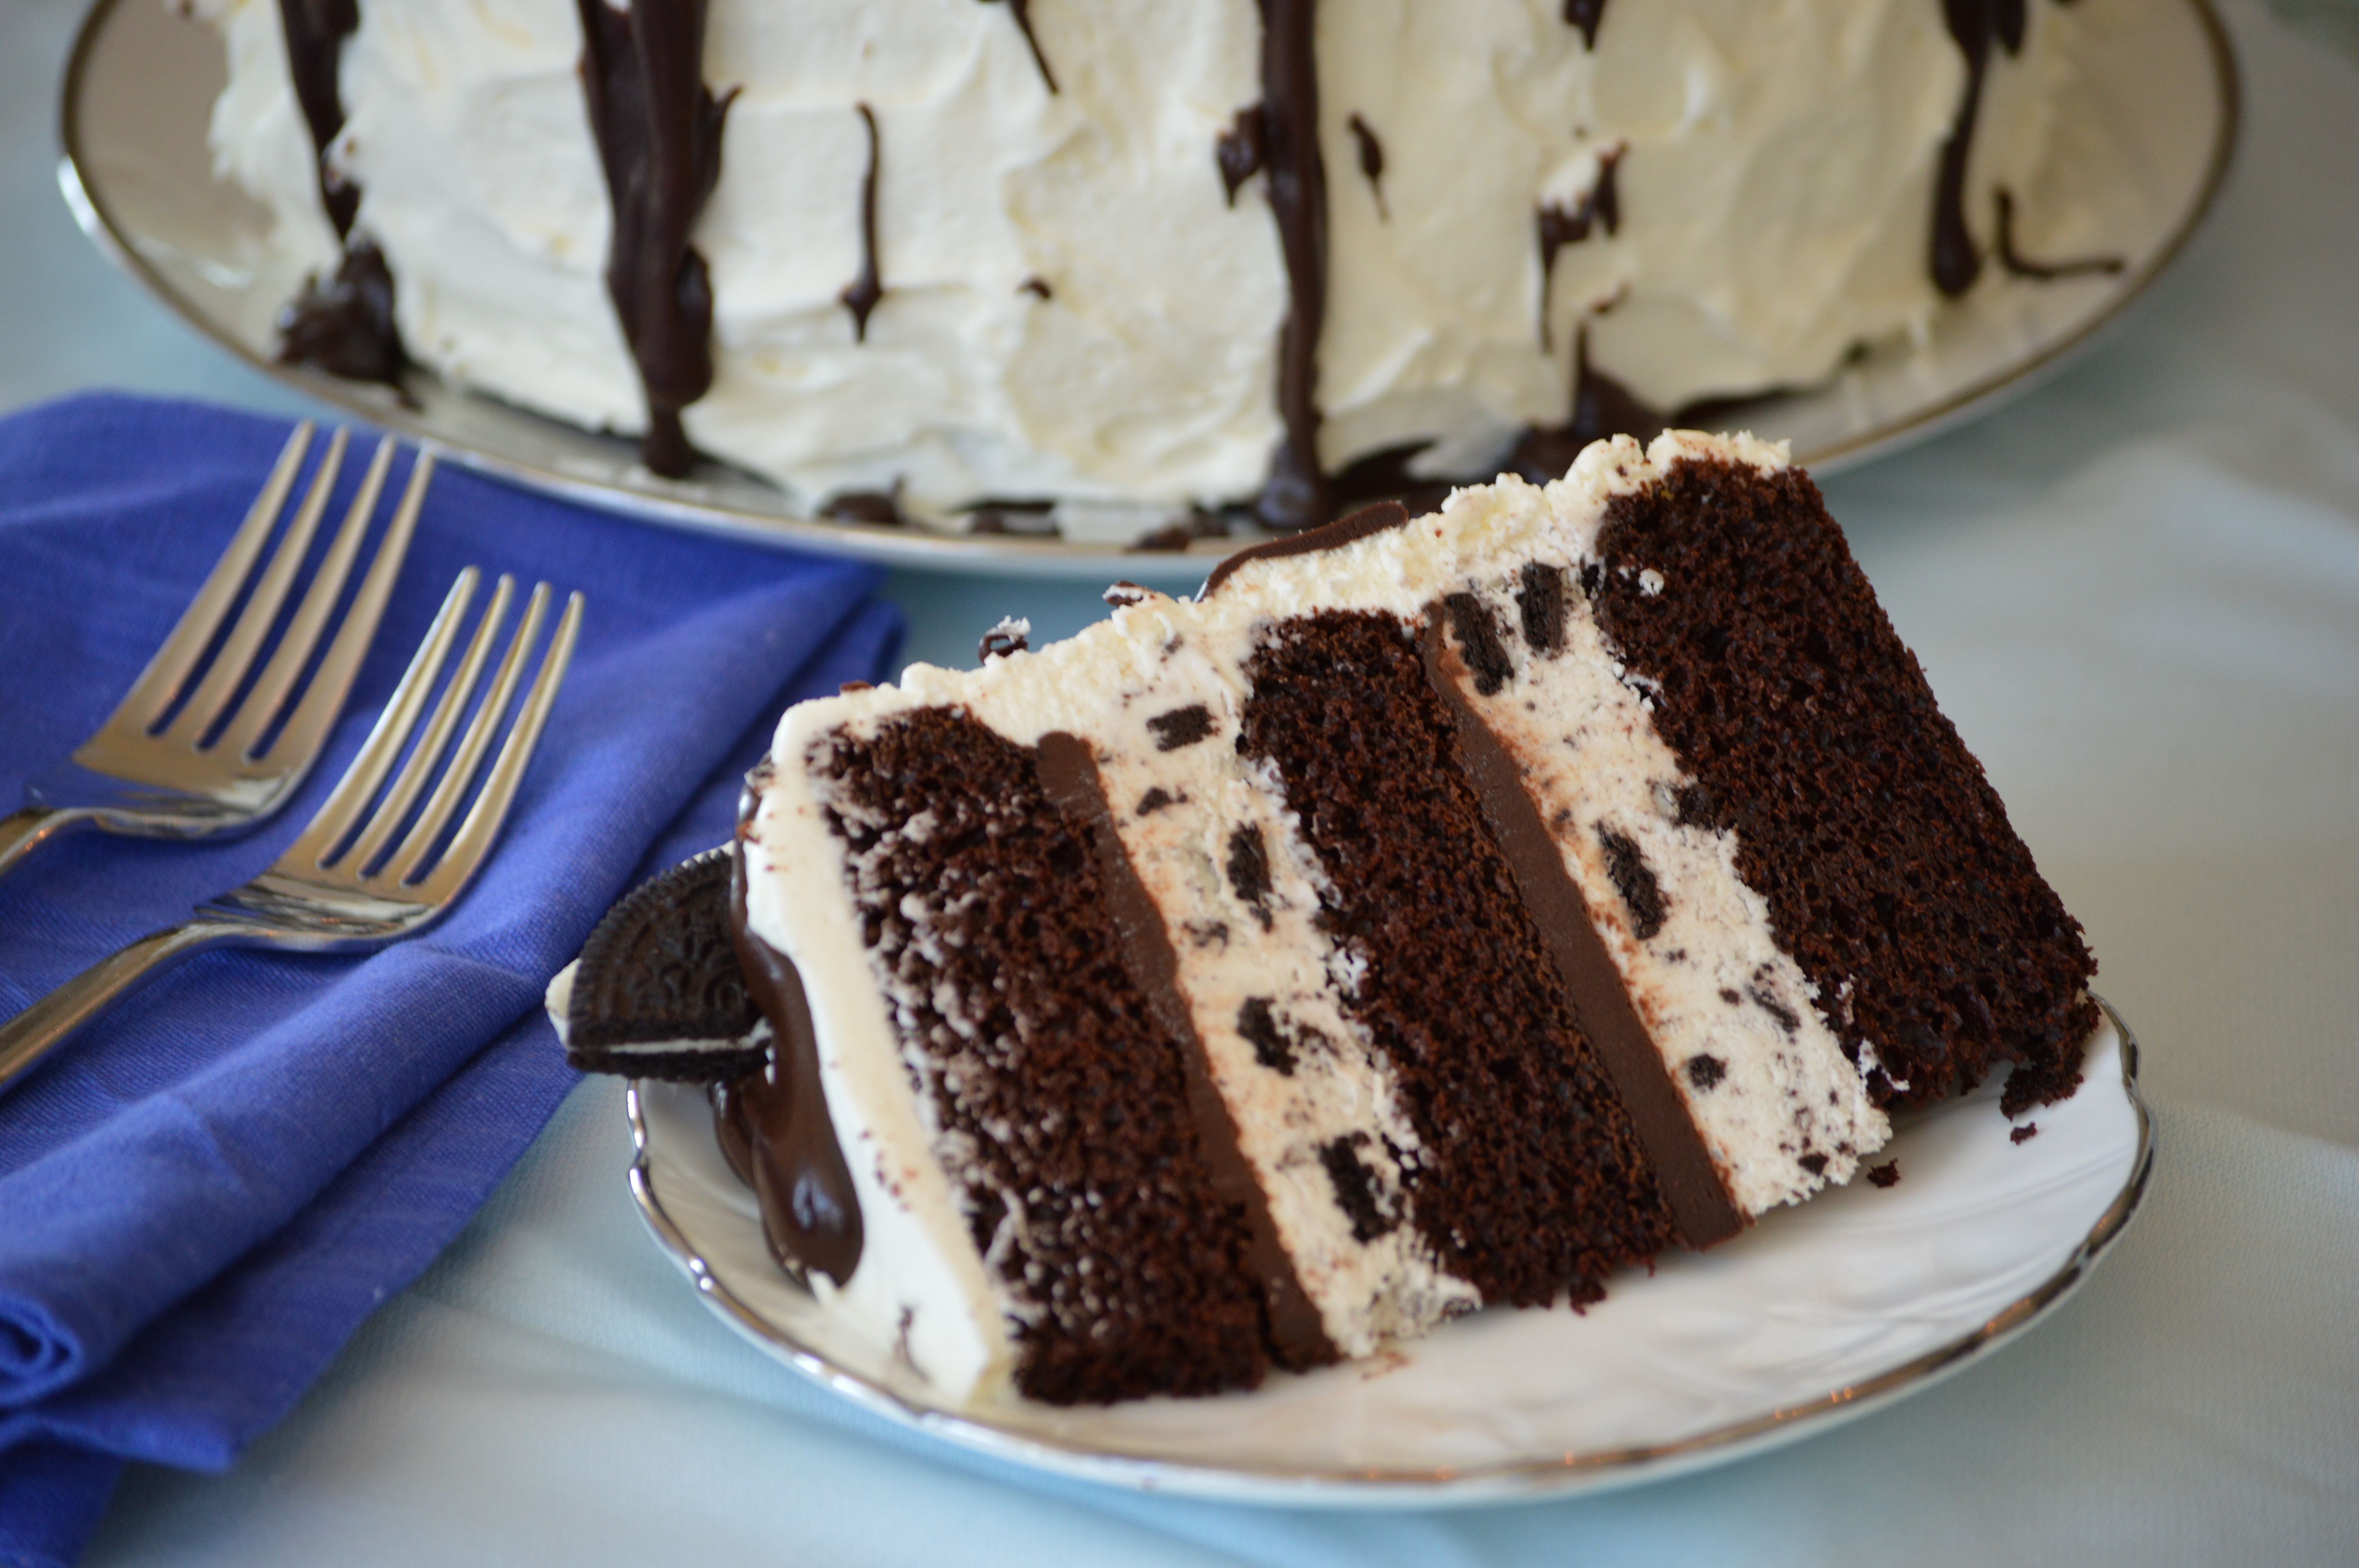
[196,0,2075,519]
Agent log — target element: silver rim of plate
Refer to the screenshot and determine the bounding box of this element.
[60,0,2236,579]
[623,997,2153,1506]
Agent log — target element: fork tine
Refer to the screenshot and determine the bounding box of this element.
[411,589,582,905]
[165,426,349,744]
[266,451,434,771]
[104,421,313,733]
[274,568,478,873]
[382,581,548,886]
[217,436,397,762]
[338,574,516,877]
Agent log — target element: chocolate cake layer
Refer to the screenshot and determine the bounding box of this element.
[812,706,1272,1403]
[1588,458,2095,1112]
[1237,611,1679,1306]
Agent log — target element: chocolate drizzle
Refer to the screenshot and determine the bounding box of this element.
[1930,0,2027,297]
[841,105,885,341]
[1564,0,1609,49]
[819,487,907,527]
[1536,151,1622,350]
[727,827,865,1288]
[1508,325,1672,481]
[1418,611,1741,1249]
[270,0,406,387]
[1994,188,2125,281]
[576,0,734,477]
[274,0,360,236]
[981,0,1058,93]
[1032,732,1338,1372]
[1252,0,1330,532]
[277,241,405,387]
[1346,114,1388,220]
[1216,107,1269,206]
[1200,499,1409,598]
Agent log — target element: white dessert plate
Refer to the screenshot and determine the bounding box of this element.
[625,999,2150,1507]
[60,0,2233,577]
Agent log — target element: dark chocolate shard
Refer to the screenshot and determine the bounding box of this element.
[1135,787,1174,815]
[1867,1160,1901,1188]
[1597,825,1667,942]
[1684,1054,1727,1091]
[1563,0,1608,49]
[565,848,768,1082]
[1798,1152,1829,1177]
[1147,704,1217,751]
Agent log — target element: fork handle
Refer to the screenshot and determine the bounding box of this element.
[0,806,85,880]
[0,921,240,1097]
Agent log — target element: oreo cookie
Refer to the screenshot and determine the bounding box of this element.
[563,848,769,1082]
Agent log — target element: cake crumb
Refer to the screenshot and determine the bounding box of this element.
[2010,1122,2039,1145]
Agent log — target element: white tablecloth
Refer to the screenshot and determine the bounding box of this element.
[5,0,2356,1560]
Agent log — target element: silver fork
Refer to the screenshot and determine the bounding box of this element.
[0,568,585,1097]
[0,423,431,878]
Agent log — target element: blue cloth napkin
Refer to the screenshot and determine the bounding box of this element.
[0,393,903,1567]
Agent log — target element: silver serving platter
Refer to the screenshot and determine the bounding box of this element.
[627,1001,2151,1506]
[60,0,2235,577]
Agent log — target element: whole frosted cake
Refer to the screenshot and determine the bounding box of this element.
[196,0,2113,534]
[551,430,2098,1407]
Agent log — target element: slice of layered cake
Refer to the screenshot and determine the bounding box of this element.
[554,430,2097,1407]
